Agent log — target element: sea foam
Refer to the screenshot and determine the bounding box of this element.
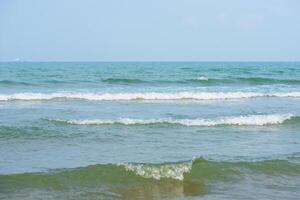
[54,114,294,126]
[194,76,209,81]
[1,92,300,101]
[121,162,192,180]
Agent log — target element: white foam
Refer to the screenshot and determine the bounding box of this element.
[54,114,294,126]
[195,76,209,81]
[1,92,300,101]
[121,162,192,180]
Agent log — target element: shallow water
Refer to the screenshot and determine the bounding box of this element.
[0,62,300,199]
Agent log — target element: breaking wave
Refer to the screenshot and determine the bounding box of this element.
[52,114,295,126]
[191,76,209,81]
[1,91,300,101]
[1,157,299,199]
[1,157,299,183]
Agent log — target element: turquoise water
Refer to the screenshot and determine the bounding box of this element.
[0,62,300,199]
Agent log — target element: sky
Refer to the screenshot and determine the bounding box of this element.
[0,0,300,61]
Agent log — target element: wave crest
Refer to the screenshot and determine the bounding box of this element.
[1,92,300,101]
[121,162,192,180]
[52,114,294,126]
[1,158,299,199]
[1,157,299,182]
[193,76,209,81]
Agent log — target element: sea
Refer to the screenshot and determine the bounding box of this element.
[0,62,300,200]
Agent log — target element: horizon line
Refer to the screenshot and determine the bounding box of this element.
[1,60,300,63]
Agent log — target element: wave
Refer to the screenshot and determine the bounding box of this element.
[191,76,209,81]
[120,162,192,181]
[187,77,300,86]
[1,158,299,199]
[102,78,147,84]
[42,80,72,84]
[236,77,300,85]
[100,77,300,86]
[1,158,299,185]
[100,76,300,86]
[2,77,300,87]
[52,114,295,126]
[0,80,34,86]
[1,91,300,101]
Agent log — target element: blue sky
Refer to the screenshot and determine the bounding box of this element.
[0,0,300,61]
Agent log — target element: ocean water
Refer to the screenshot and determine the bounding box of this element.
[0,62,300,200]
